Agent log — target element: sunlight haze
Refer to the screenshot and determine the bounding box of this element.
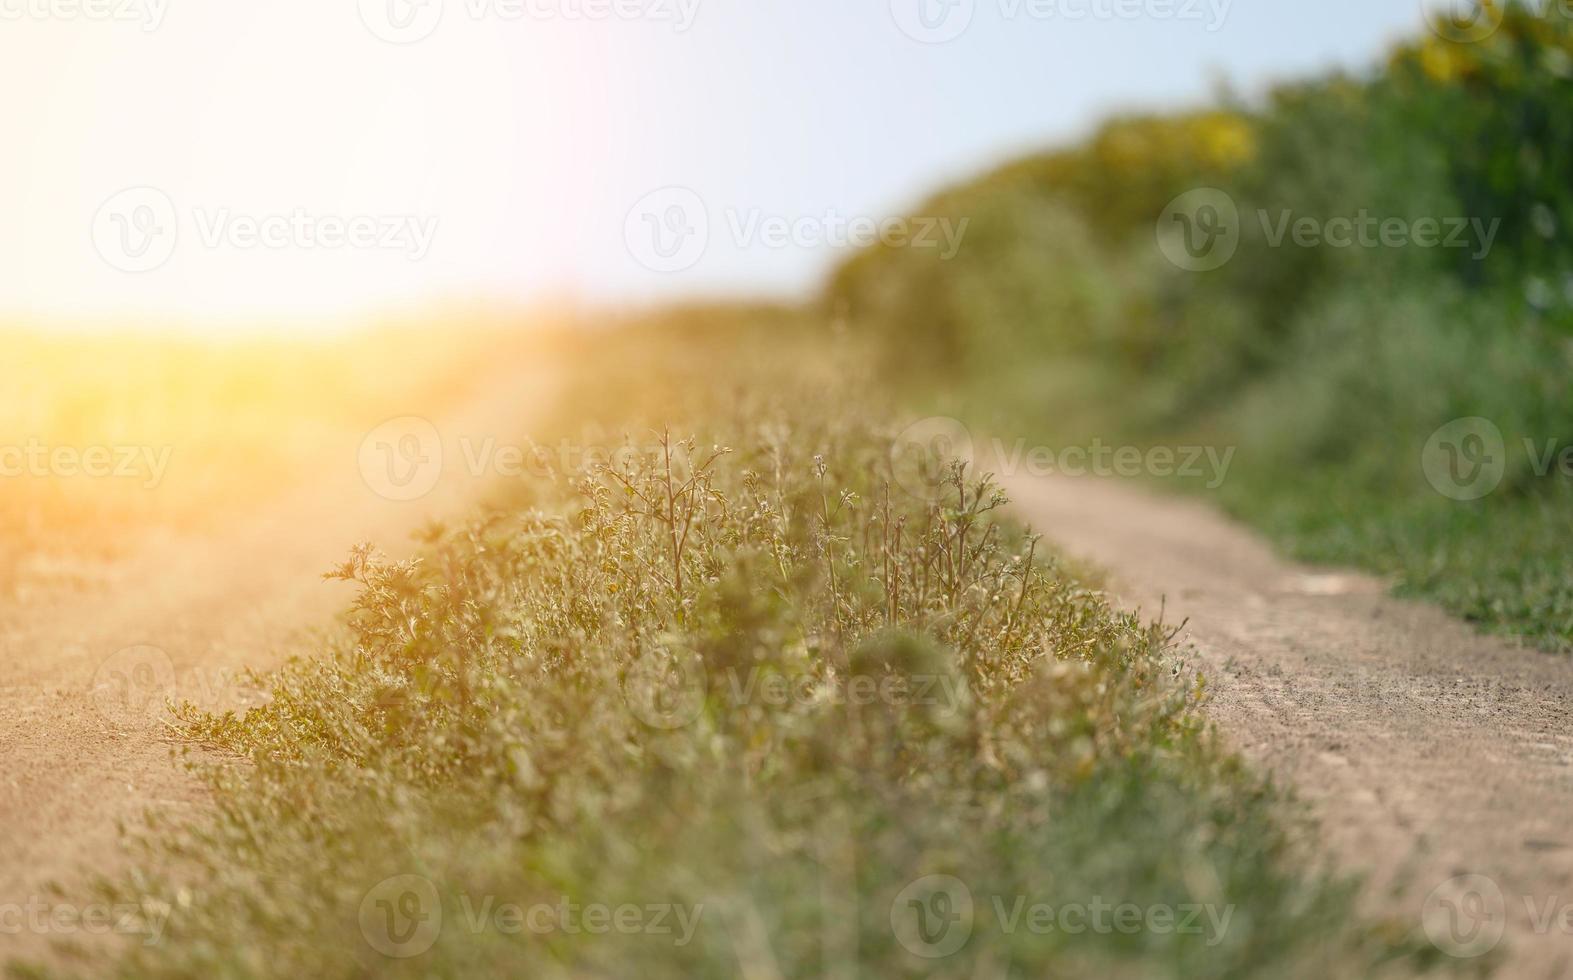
[3,0,1431,327]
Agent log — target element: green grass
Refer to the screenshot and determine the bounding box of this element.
[18,324,1434,978]
[1211,469,1573,652]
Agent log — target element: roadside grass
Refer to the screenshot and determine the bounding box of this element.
[19,320,1438,978]
[1208,468,1573,653]
[1186,283,1573,652]
[938,282,1573,652]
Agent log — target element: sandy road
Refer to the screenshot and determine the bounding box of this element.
[1002,469,1573,978]
[0,363,555,967]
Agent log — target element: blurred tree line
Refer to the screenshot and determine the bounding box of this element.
[831,1,1573,423]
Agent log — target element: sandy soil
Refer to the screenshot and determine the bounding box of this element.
[0,366,554,968]
[1002,469,1573,978]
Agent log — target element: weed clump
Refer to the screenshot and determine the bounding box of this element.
[59,378,1416,979]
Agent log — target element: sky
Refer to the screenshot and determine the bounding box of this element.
[0,0,1449,328]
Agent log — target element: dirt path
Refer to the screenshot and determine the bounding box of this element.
[0,364,554,967]
[7,388,1569,974]
[1000,469,1573,977]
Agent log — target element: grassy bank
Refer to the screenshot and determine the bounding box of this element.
[23,318,1430,978]
[830,2,1573,650]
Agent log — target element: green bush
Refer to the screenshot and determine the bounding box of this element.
[829,0,1573,648]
